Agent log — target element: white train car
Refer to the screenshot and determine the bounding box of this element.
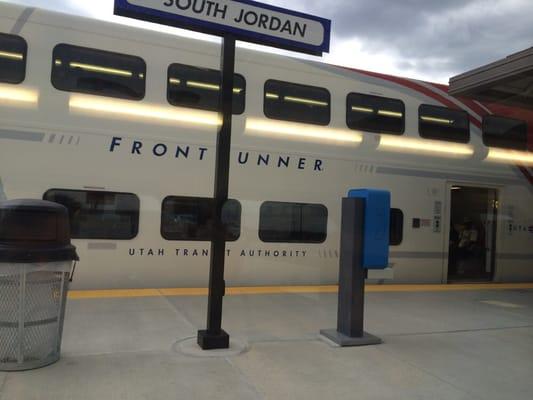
[0,3,531,289]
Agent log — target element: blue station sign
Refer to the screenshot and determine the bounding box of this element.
[114,0,331,55]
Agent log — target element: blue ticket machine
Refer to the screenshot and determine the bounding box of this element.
[321,188,391,347]
[347,189,390,270]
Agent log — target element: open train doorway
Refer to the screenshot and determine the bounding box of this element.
[448,186,498,282]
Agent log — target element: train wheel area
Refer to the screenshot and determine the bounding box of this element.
[2,284,532,400]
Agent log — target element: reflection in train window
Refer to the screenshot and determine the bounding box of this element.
[264,80,330,125]
[259,202,328,243]
[482,115,527,150]
[43,189,139,239]
[390,208,404,246]
[419,104,470,143]
[161,197,241,241]
[0,33,27,84]
[167,64,245,114]
[347,93,405,135]
[51,44,146,100]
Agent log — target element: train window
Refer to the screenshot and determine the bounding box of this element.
[51,44,146,100]
[259,202,328,243]
[167,64,245,114]
[347,93,405,135]
[264,80,330,125]
[419,104,470,143]
[390,208,404,246]
[161,197,241,241]
[43,189,139,239]
[0,33,27,84]
[482,115,528,150]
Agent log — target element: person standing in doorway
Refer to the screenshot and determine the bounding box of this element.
[457,219,479,273]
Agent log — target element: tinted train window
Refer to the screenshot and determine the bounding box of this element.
[390,208,404,246]
[347,93,405,135]
[259,202,327,243]
[0,33,27,84]
[264,80,330,125]
[167,64,245,114]
[419,104,470,143]
[52,44,146,100]
[482,115,528,150]
[161,197,241,241]
[43,189,139,239]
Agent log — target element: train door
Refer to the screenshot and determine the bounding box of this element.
[447,185,498,282]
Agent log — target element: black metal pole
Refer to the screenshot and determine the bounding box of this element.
[197,34,235,350]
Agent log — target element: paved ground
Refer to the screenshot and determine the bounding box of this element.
[1,286,532,400]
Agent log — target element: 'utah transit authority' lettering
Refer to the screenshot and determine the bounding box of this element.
[162,0,307,38]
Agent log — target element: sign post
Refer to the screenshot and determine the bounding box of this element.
[114,0,330,350]
[197,34,235,349]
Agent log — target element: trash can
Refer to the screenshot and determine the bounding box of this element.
[0,199,78,371]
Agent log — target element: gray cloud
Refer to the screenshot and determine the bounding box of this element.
[276,0,533,80]
[3,0,533,82]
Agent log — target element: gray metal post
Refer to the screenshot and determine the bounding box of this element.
[321,198,382,346]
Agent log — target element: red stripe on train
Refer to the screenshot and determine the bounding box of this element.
[339,66,533,185]
[344,67,483,129]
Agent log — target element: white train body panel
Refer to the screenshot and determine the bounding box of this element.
[0,3,531,289]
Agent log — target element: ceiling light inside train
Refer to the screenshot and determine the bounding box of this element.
[69,62,134,78]
[485,148,533,166]
[187,81,220,91]
[0,85,39,107]
[169,78,243,94]
[420,116,454,124]
[284,96,328,107]
[379,136,474,157]
[245,118,363,144]
[351,106,373,113]
[69,94,221,126]
[184,80,243,94]
[0,50,23,60]
[351,107,403,118]
[377,110,403,118]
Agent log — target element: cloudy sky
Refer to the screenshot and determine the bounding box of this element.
[2,0,533,83]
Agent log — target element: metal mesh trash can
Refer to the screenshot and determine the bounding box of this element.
[0,200,78,371]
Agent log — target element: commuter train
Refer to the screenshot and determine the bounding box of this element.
[0,3,531,290]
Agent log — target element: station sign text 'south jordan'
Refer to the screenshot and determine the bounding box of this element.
[114,0,331,55]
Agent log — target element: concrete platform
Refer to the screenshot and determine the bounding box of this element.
[1,285,532,400]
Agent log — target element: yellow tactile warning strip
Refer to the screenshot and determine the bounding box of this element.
[67,283,533,299]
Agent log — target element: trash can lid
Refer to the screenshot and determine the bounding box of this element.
[0,199,79,263]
